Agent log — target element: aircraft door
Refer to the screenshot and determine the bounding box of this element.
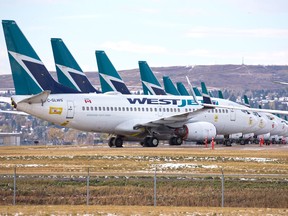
[66,101,74,119]
[230,109,236,121]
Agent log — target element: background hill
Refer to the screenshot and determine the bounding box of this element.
[1,64,288,95]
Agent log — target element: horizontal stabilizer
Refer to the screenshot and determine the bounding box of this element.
[0,109,29,116]
[0,96,12,104]
[18,90,51,104]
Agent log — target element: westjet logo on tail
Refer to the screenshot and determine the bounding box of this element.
[127,98,198,107]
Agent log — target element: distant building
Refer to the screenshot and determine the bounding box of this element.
[0,133,21,146]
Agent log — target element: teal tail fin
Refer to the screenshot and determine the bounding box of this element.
[138,61,166,95]
[193,87,202,97]
[2,20,79,95]
[95,51,130,94]
[163,76,180,95]
[201,82,212,104]
[51,38,100,93]
[218,90,224,99]
[176,82,190,96]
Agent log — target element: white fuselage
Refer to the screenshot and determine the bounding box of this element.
[13,93,261,140]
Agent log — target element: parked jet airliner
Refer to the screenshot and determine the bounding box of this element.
[2,20,288,148]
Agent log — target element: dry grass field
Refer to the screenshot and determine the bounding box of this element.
[0,144,288,214]
[0,144,287,175]
[0,205,288,215]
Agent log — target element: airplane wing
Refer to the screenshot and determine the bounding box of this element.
[273,81,288,85]
[134,107,207,129]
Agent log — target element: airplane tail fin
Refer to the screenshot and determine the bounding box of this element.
[138,61,166,95]
[163,76,180,95]
[201,82,213,104]
[176,82,190,96]
[218,90,224,99]
[51,38,100,93]
[2,20,79,95]
[193,87,202,97]
[95,51,130,94]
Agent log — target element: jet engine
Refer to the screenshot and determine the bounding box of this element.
[175,122,217,141]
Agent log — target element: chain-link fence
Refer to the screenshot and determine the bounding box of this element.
[1,167,288,208]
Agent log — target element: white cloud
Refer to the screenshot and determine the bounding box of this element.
[186,27,288,38]
[101,41,167,54]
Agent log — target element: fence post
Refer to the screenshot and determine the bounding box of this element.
[86,167,90,205]
[221,168,224,207]
[13,166,16,205]
[154,166,157,207]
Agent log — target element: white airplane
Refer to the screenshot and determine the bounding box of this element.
[2,20,288,148]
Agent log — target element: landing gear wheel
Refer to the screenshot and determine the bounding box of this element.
[175,137,182,145]
[114,137,123,148]
[169,136,182,145]
[108,137,115,147]
[224,140,232,146]
[149,137,159,147]
[143,137,151,147]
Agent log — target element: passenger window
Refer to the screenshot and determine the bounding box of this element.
[170,108,173,112]
[178,108,180,112]
[103,107,105,111]
[215,109,218,113]
[115,107,117,111]
[95,107,97,111]
[130,107,133,111]
[82,106,85,111]
[138,107,140,111]
[150,108,153,112]
[134,107,137,111]
[86,107,89,111]
[126,107,129,111]
[107,107,110,111]
[219,109,221,113]
[111,107,113,111]
[99,107,101,111]
[146,108,149,112]
[142,107,145,111]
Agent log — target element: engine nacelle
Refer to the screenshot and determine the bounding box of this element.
[176,122,216,141]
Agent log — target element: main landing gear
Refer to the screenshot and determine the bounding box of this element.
[169,136,183,145]
[141,136,159,147]
[108,136,123,148]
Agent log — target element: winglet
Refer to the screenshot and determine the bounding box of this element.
[186,76,199,105]
[243,95,250,107]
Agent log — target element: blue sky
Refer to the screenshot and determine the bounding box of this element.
[0,0,288,75]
